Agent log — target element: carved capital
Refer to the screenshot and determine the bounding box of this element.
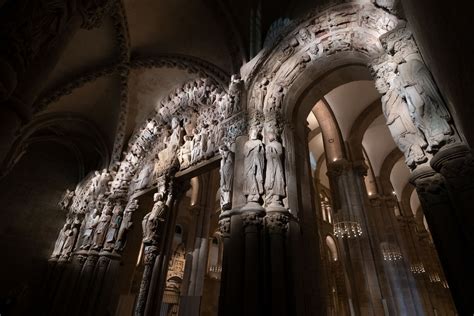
[218,217,231,236]
[241,212,264,229]
[431,144,474,191]
[98,255,110,267]
[76,255,88,265]
[326,159,351,178]
[265,213,289,234]
[84,254,99,267]
[143,245,159,265]
[352,160,368,177]
[410,167,449,206]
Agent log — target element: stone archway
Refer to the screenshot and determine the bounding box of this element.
[44,2,473,315]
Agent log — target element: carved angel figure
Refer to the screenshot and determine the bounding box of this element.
[243,127,265,203]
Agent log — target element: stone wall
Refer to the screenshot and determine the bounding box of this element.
[0,142,79,312]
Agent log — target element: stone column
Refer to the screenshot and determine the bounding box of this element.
[241,211,264,316]
[327,159,385,315]
[135,245,159,316]
[410,166,474,315]
[265,212,290,316]
[431,144,474,245]
[217,217,230,316]
[70,251,100,316]
[145,181,187,316]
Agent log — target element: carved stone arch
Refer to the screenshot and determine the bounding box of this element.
[109,75,244,198]
[1,112,109,177]
[246,2,398,122]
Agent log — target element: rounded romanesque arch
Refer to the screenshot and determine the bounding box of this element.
[246,2,398,121]
[108,75,245,200]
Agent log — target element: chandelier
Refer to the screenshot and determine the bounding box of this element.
[333,213,363,239]
[429,272,441,283]
[410,262,426,274]
[381,242,403,261]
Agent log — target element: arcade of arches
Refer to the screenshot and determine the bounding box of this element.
[0,1,473,315]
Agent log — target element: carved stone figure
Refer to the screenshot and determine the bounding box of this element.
[228,74,243,114]
[277,53,311,87]
[266,85,285,113]
[103,203,124,251]
[61,216,81,259]
[80,209,100,249]
[133,160,154,192]
[191,128,202,164]
[270,39,299,76]
[94,169,112,198]
[169,117,185,150]
[206,120,219,157]
[52,219,72,258]
[374,59,428,168]
[115,199,139,252]
[297,27,312,44]
[142,193,167,245]
[264,128,286,209]
[91,202,113,250]
[252,78,269,111]
[243,127,265,204]
[58,189,74,211]
[397,56,453,152]
[219,145,234,210]
[179,135,193,168]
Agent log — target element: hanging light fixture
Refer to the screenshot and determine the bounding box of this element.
[410,262,426,274]
[333,212,363,239]
[380,242,403,261]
